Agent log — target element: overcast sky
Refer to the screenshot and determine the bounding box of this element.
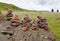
[0,0,60,11]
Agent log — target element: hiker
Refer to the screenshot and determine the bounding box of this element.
[57,10,59,12]
[51,9,54,12]
[10,15,20,26]
[23,14,32,23]
[6,9,13,21]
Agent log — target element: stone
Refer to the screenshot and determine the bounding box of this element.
[0,22,56,41]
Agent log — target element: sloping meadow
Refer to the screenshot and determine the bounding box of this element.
[1,11,60,41]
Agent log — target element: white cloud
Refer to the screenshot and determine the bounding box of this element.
[0,0,60,11]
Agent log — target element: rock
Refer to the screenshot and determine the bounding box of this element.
[0,22,56,41]
[13,27,55,41]
[38,29,55,41]
[14,27,32,41]
[0,33,12,41]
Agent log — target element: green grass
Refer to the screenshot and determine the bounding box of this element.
[0,2,60,41]
[2,11,60,41]
[0,2,50,12]
[0,2,28,11]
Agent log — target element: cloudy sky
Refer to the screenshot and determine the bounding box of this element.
[0,0,60,11]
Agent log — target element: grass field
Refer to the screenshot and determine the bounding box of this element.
[0,2,60,41]
[1,11,60,41]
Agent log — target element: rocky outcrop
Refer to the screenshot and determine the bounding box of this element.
[0,22,56,41]
[14,27,55,41]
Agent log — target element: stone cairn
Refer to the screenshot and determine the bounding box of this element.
[0,9,56,41]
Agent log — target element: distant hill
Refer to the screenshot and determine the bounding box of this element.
[0,2,27,11]
[0,2,50,12]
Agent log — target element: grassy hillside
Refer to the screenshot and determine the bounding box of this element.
[0,2,50,12]
[2,11,60,41]
[0,2,60,41]
[15,12,60,41]
[0,2,27,11]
